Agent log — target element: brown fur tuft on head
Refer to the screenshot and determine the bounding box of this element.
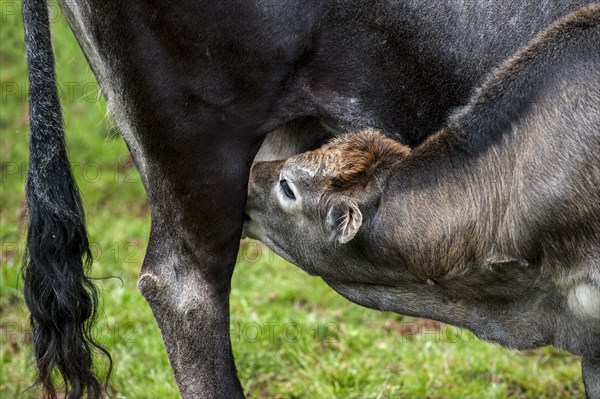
[322,130,411,189]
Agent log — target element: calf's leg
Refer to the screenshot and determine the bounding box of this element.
[583,357,600,399]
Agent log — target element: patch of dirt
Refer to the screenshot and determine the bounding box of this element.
[1,243,19,264]
[382,317,444,336]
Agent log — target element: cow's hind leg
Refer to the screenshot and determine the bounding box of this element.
[57,1,312,394]
[582,357,600,399]
[138,240,242,398]
[135,140,259,398]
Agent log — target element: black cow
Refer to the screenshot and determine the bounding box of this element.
[20,0,596,397]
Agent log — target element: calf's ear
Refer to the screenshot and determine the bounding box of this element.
[325,198,363,244]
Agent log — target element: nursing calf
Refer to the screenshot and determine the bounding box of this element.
[244,6,600,397]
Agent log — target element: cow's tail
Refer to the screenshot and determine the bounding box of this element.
[21,0,111,398]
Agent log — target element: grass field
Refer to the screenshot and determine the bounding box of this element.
[0,2,585,398]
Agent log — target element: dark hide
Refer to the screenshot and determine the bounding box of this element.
[21,0,596,397]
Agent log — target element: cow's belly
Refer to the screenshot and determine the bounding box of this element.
[253,118,338,163]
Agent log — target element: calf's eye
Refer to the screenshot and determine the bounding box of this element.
[280,179,296,200]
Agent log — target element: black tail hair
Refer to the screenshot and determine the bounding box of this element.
[21,0,111,397]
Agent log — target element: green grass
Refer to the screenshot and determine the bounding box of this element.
[0,2,584,398]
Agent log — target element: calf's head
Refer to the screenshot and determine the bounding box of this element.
[244,130,410,277]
